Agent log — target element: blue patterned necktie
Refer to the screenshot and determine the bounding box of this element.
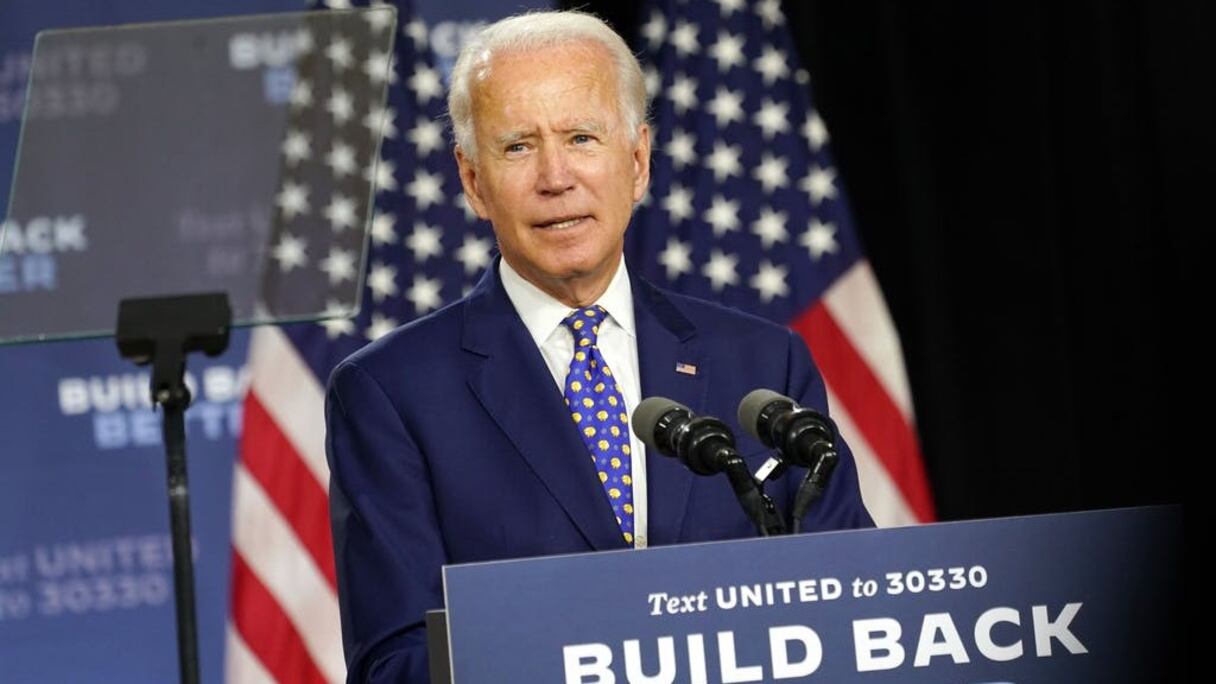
[562,306,634,545]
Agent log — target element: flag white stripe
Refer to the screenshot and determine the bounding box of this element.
[822,262,915,421]
[824,385,918,528]
[247,327,331,489]
[231,465,346,683]
[225,624,278,684]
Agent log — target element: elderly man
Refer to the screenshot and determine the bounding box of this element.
[325,10,873,683]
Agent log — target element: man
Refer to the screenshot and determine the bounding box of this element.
[326,11,873,683]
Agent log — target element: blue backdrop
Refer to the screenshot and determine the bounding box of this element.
[0,1,521,681]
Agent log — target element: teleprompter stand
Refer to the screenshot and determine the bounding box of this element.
[115,293,231,684]
[2,9,396,681]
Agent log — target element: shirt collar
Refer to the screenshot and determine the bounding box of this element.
[499,255,636,347]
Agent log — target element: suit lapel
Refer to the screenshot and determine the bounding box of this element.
[632,275,705,545]
[461,263,628,551]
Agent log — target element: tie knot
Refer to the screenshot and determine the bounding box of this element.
[562,305,607,346]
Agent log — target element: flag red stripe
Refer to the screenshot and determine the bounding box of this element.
[793,303,936,521]
[241,392,338,588]
[230,552,330,684]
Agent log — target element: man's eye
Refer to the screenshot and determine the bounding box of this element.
[572,134,594,144]
[505,143,526,154]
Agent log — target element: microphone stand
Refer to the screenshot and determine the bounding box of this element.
[115,293,231,684]
[719,449,787,537]
[789,449,838,534]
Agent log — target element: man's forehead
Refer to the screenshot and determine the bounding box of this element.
[473,39,613,89]
[469,43,621,129]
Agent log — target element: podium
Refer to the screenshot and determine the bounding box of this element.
[433,506,1181,683]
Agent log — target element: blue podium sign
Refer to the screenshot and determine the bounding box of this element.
[442,506,1181,683]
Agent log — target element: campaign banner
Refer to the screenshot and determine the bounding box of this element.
[0,1,539,681]
[443,506,1182,683]
[0,2,300,682]
[0,334,252,682]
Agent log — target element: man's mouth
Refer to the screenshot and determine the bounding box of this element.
[536,216,589,230]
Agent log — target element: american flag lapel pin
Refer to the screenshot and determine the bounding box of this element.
[675,362,697,376]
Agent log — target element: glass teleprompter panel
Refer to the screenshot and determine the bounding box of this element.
[1,6,395,344]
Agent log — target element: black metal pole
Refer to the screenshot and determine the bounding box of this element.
[116,293,230,684]
[160,386,200,684]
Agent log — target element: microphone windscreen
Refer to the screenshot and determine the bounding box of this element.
[736,388,787,441]
[631,396,685,448]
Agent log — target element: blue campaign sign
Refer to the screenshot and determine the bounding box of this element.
[0,333,250,683]
[0,2,298,682]
[443,506,1182,683]
[0,1,547,682]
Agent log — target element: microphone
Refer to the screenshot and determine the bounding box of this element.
[632,396,736,476]
[737,389,840,532]
[632,397,786,536]
[737,389,836,467]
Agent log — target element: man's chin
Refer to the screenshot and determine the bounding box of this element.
[515,258,621,305]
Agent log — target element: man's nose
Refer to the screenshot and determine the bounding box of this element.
[535,145,575,195]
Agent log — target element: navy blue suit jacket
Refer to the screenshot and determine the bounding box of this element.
[326,260,873,683]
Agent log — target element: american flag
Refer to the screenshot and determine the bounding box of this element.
[629,0,935,526]
[227,0,933,680]
[226,1,487,681]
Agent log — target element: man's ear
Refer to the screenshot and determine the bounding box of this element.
[631,123,652,203]
[455,145,490,219]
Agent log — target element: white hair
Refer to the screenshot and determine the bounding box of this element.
[447,10,648,160]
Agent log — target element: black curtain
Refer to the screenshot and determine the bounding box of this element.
[561,0,1204,520]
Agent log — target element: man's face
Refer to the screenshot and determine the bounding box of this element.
[456,41,650,304]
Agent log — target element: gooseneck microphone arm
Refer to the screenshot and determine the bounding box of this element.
[633,397,787,537]
[789,449,838,533]
[718,450,788,537]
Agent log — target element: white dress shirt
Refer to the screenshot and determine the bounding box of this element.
[499,256,649,548]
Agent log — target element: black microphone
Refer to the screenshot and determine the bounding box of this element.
[632,396,735,476]
[737,389,840,532]
[632,397,786,536]
[738,389,836,467]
